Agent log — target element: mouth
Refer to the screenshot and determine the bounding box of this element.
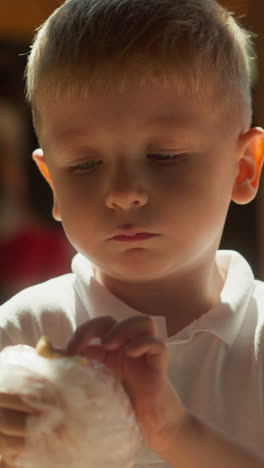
[109,233,159,242]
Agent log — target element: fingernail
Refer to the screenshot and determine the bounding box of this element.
[89,338,101,346]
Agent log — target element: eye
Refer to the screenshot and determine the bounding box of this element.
[69,160,103,173]
[147,153,189,163]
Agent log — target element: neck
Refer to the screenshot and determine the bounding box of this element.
[95,254,225,337]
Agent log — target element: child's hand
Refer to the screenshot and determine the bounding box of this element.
[0,393,36,466]
[66,316,186,452]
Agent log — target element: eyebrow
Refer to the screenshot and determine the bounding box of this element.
[143,114,195,129]
[48,113,195,145]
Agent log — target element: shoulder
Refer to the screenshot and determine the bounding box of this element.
[253,279,264,296]
[251,279,264,319]
[0,273,79,349]
[249,278,264,323]
[246,279,264,360]
[0,273,76,314]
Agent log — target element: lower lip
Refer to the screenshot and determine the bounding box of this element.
[110,233,158,242]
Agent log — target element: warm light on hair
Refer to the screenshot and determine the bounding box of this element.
[26,0,255,126]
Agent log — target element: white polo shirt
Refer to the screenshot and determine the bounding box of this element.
[0,250,264,466]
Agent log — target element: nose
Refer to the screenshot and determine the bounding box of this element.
[104,164,149,211]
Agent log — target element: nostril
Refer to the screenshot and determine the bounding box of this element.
[104,182,149,210]
[105,193,147,209]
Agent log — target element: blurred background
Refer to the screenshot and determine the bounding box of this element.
[0,0,263,303]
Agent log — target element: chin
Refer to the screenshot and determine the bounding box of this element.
[110,256,172,283]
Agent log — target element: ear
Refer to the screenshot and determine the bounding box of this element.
[32,148,61,221]
[232,127,264,205]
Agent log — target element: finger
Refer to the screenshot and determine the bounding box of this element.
[0,394,37,414]
[125,335,168,371]
[66,316,117,355]
[102,315,158,350]
[77,345,129,378]
[75,345,107,362]
[125,335,167,357]
[0,409,28,437]
[76,344,123,367]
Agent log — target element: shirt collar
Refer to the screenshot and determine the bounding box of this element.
[169,250,256,347]
[72,250,256,347]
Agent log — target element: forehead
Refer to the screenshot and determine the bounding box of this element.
[36,74,231,144]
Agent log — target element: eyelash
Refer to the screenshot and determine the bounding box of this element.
[147,153,188,163]
[69,153,188,173]
[69,160,103,173]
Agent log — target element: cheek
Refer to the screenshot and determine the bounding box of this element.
[53,172,101,210]
[52,180,103,239]
[157,163,234,234]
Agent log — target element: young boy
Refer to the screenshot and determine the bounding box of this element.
[0,0,264,466]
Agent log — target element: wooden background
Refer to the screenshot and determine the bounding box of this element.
[0,0,250,40]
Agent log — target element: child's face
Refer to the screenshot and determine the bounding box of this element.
[36,79,250,282]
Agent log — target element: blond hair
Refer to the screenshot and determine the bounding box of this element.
[26,0,255,125]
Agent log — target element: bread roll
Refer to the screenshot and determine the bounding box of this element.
[0,339,142,468]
